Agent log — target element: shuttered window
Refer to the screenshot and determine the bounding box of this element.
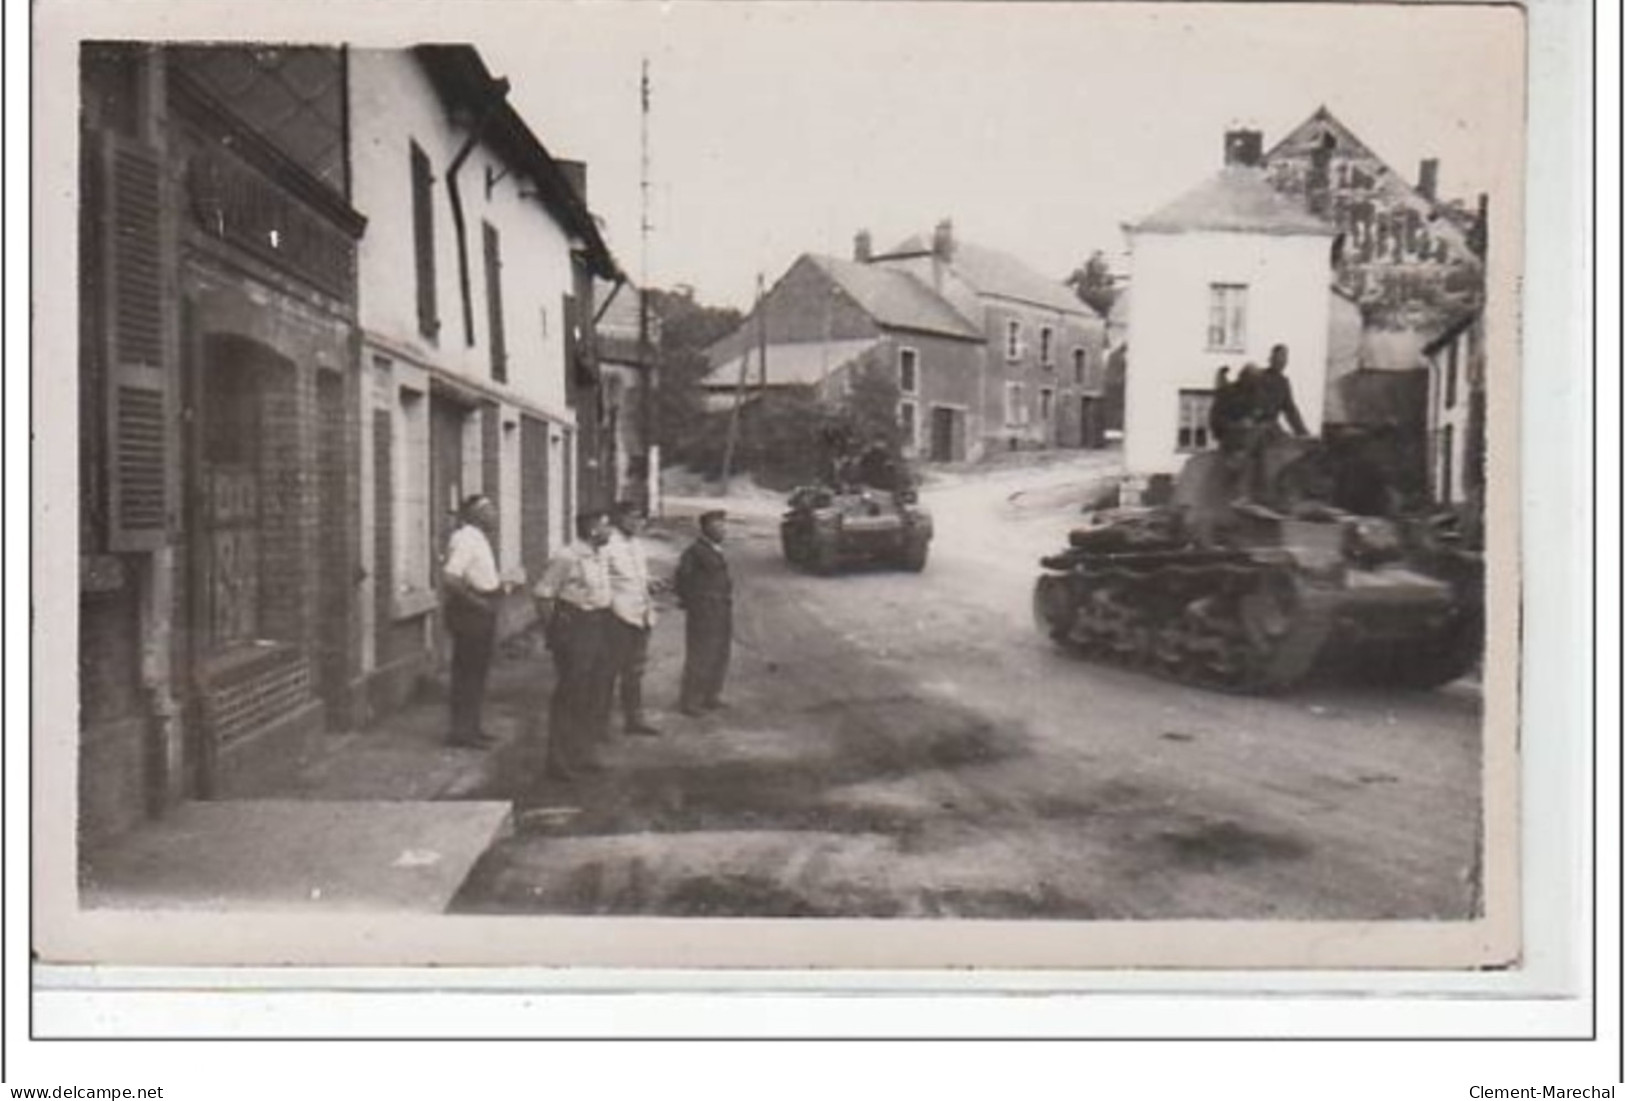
[483,221,507,382]
[101,132,170,551]
[410,142,439,340]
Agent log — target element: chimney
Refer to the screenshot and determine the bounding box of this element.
[932,218,955,262]
[1417,158,1439,201]
[1223,129,1264,168]
[854,229,872,263]
[556,159,588,204]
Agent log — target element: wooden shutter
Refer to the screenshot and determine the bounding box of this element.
[483,222,507,382]
[101,131,171,552]
[411,142,439,339]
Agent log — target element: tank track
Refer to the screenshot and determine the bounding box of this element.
[1033,551,1335,694]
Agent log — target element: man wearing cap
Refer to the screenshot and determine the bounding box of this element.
[604,500,660,736]
[532,510,615,781]
[442,494,502,749]
[674,510,733,717]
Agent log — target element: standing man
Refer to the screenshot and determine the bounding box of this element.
[604,501,660,736]
[675,510,734,717]
[1254,344,1309,438]
[442,494,502,749]
[1239,345,1309,504]
[532,510,615,781]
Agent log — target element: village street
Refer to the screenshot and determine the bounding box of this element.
[453,454,1483,920]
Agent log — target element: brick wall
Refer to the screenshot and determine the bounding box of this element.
[372,406,394,664]
[256,360,307,647]
[315,367,352,721]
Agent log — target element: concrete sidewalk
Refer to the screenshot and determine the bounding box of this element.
[80,512,737,916]
[78,652,543,915]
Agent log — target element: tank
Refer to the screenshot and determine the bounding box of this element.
[781,444,933,573]
[1031,437,1483,693]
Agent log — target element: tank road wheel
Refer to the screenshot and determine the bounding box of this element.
[810,532,841,575]
[899,535,930,573]
[1367,612,1483,690]
[1232,572,1300,692]
[1032,574,1077,645]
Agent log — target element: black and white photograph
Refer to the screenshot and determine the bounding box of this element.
[33,0,1535,976]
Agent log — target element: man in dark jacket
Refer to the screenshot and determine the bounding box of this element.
[675,510,733,716]
[1254,344,1310,438]
[1238,344,1311,505]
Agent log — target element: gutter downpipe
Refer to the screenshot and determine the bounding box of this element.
[447,76,511,347]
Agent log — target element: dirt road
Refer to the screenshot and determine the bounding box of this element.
[454,457,1483,920]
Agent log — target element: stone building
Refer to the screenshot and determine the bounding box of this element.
[79,44,368,842]
[1121,134,1338,478]
[347,46,618,718]
[76,44,619,849]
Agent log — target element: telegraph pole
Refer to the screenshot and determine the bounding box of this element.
[638,58,661,516]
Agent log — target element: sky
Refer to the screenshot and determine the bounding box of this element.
[454,3,1524,311]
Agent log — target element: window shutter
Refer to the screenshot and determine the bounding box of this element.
[483,222,507,382]
[101,132,171,552]
[411,143,439,340]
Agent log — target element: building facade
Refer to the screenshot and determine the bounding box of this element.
[593,279,660,513]
[79,44,368,843]
[1423,312,1486,513]
[348,46,618,718]
[869,223,1109,454]
[1122,138,1338,478]
[702,251,985,461]
[77,44,618,849]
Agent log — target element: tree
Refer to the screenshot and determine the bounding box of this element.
[644,286,743,465]
[1066,250,1118,316]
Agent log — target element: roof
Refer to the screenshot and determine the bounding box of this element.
[804,255,982,340]
[1422,311,1482,356]
[702,338,882,389]
[414,45,619,280]
[877,237,1095,317]
[1129,166,1337,237]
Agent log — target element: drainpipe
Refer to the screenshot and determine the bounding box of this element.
[446,77,511,347]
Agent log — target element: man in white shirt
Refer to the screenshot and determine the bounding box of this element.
[532,510,616,781]
[442,494,502,749]
[604,501,660,736]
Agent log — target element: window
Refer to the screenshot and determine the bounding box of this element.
[1176,389,1215,452]
[899,400,917,449]
[1039,387,1055,423]
[1072,347,1087,386]
[1005,319,1023,361]
[395,386,431,602]
[1206,284,1247,351]
[1444,340,1459,409]
[1005,381,1028,426]
[483,222,507,382]
[898,347,918,394]
[1039,326,1055,367]
[410,142,439,340]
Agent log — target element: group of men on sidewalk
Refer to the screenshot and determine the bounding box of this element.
[440,500,735,785]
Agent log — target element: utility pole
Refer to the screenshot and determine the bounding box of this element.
[719,273,765,493]
[638,58,661,516]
